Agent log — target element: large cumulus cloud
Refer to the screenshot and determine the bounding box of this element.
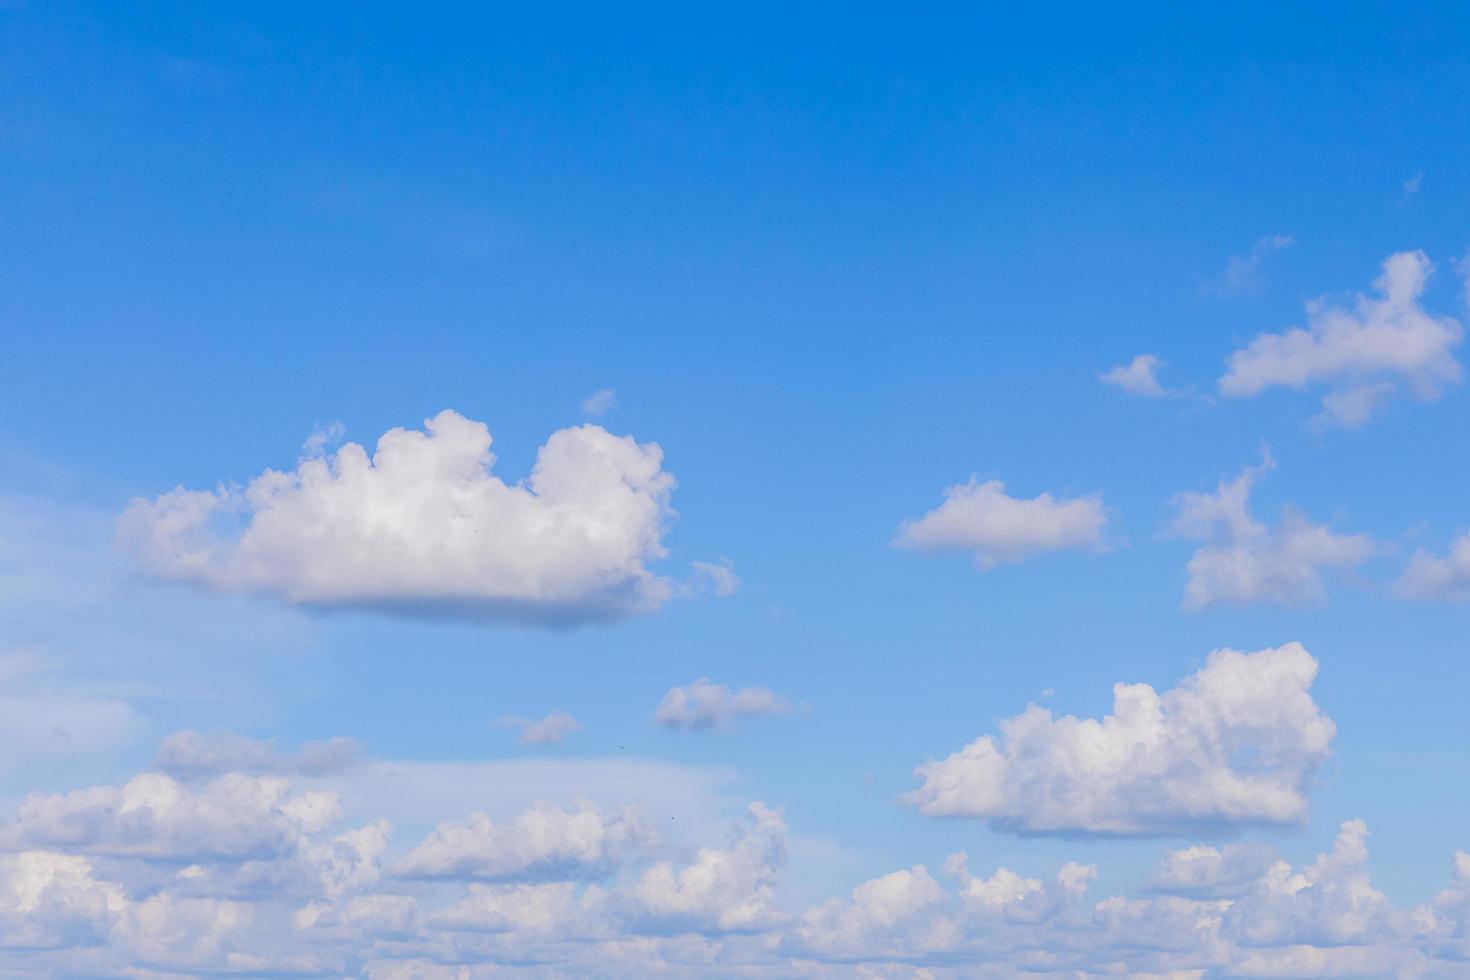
[118,410,682,626]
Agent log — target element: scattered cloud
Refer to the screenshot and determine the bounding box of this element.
[392,801,658,882]
[1206,233,1294,296]
[688,557,741,597]
[2,743,1469,976]
[498,710,582,745]
[154,730,359,778]
[654,679,792,732]
[581,388,617,417]
[905,642,1335,835]
[1219,250,1464,426]
[1099,353,1174,397]
[1166,453,1375,609]
[118,410,681,627]
[896,479,1108,569]
[1402,172,1423,200]
[1397,532,1470,602]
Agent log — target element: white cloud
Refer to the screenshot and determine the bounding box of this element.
[629,802,786,932]
[1219,250,1464,425]
[1397,532,1470,603]
[582,387,618,417]
[895,479,1108,569]
[1100,353,1172,397]
[0,771,340,860]
[689,557,741,597]
[1166,454,1375,609]
[392,801,658,882]
[654,679,793,732]
[498,710,582,745]
[1403,172,1423,199]
[4,743,1470,976]
[1207,233,1295,296]
[118,410,681,627]
[905,642,1336,835]
[154,730,358,778]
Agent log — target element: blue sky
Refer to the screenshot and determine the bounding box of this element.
[4,3,1470,976]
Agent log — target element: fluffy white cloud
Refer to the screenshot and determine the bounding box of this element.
[154,730,358,778]
[1219,250,1464,426]
[498,710,582,745]
[905,642,1336,835]
[4,744,1470,977]
[629,802,786,932]
[654,679,792,732]
[393,801,658,882]
[118,410,682,626]
[1100,353,1172,396]
[1167,455,1375,609]
[0,771,340,860]
[0,850,124,950]
[1147,841,1276,898]
[1397,532,1470,602]
[895,479,1108,568]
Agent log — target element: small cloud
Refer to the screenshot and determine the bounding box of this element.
[1402,172,1423,201]
[896,479,1108,569]
[689,558,741,597]
[654,679,793,732]
[1100,354,1172,397]
[301,421,345,459]
[1205,234,1294,297]
[498,710,581,745]
[581,388,617,417]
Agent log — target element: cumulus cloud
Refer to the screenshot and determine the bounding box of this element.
[1206,233,1295,296]
[905,642,1336,836]
[1166,454,1375,609]
[895,479,1108,569]
[654,679,792,732]
[629,802,786,932]
[1100,353,1174,397]
[392,801,658,882]
[118,410,683,627]
[154,730,359,778]
[1397,532,1470,602]
[0,772,341,860]
[1219,250,1464,426]
[4,744,1470,977]
[498,710,582,745]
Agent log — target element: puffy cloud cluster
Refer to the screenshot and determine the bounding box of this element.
[1219,250,1464,426]
[905,643,1336,835]
[1167,454,1375,609]
[896,479,1108,569]
[392,802,658,882]
[2,741,1470,978]
[654,679,793,732]
[118,410,682,626]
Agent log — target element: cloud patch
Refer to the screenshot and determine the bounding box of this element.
[1219,250,1463,426]
[896,479,1108,569]
[498,710,582,745]
[654,679,793,733]
[905,642,1336,836]
[1166,454,1374,609]
[118,410,683,627]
